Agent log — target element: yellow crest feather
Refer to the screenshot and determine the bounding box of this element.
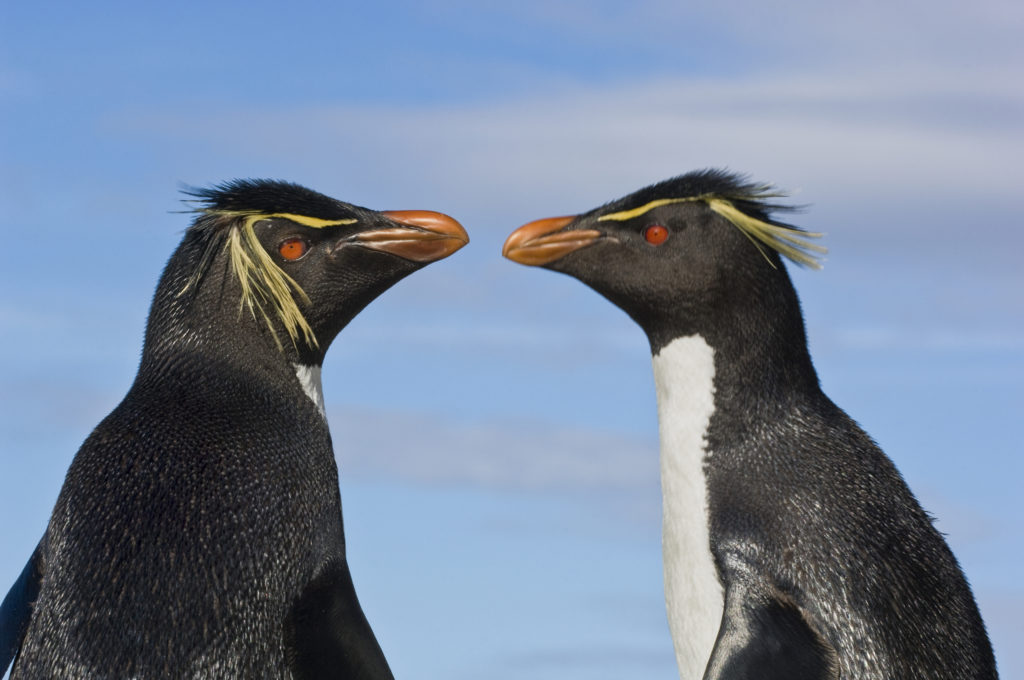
[228,215,318,351]
[598,185,825,269]
[597,198,695,222]
[706,198,826,270]
[179,211,330,351]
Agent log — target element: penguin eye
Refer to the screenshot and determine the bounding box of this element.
[278,238,309,261]
[643,224,669,246]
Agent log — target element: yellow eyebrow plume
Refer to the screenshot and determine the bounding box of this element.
[597,198,696,222]
[706,199,825,270]
[596,194,825,269]
[180,210,360,351]
[231,217,318,351]
[246,213,358,229]
[228,212,362,350]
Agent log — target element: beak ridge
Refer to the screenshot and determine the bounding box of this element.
[356,210,468,263]
[503,215,600,266]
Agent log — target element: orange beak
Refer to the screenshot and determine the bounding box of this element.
[502,215,601,266]
[354,210,469,263]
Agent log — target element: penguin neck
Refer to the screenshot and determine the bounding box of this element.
[646,277,822,441]
[137,246,327,414]
[650,334,724,678]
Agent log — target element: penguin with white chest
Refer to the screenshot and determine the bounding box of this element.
[0,180,468,678]
[503,169,997,679]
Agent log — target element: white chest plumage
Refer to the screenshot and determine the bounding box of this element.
[651,335,724,679]
[293,363,326,418]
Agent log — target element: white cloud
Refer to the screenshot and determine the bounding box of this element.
[829,327,1024,352]
[975,592,1024,679]
[341,318,640,357]
[330,406,660,492]
[497,643,675,678]
[122,66,1023,223]
[418,0,1024,72]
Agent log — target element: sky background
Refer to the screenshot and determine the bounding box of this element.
[1,1,1022,678]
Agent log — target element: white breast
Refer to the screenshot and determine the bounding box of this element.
[651,334,724,679]
[293,363,326,418]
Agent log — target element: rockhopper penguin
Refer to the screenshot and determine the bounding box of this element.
[0,179,468,678]
[502,169,996,679]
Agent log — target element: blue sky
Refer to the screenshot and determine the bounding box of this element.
[2,1,1022,677]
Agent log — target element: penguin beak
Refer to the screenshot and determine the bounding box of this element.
[502,216,601,266]
[353,210,469,263]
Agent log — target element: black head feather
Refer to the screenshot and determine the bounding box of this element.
[182,179,359,222]
[593,169,824,269]
[176,179,370,351]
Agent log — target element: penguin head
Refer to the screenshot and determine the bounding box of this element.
[502,169,824,346]
[159,179,468,364]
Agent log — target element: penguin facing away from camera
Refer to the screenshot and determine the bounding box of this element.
[0,179,468,678]
[503,169,997,679]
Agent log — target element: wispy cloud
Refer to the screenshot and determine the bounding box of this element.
[496,643,675,679]
[976,592,1024,679]
[829,327,1024,353]
[331,406,660,492]
[341,318,641,358]
[119,67,1023,222]
[411,1,1024,74]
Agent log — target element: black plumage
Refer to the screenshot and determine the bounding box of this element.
[1,180,467,678]
[503,169,997,679]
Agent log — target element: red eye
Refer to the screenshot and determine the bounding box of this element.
[643,224,669,245]
[279,238,309,261]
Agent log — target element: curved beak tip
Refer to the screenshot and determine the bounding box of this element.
[362,210,469,263]
[503,215,599,266]
[382,209,469,243]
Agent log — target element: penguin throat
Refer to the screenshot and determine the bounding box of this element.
[651,334,724,679]
[293,364,326,418]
